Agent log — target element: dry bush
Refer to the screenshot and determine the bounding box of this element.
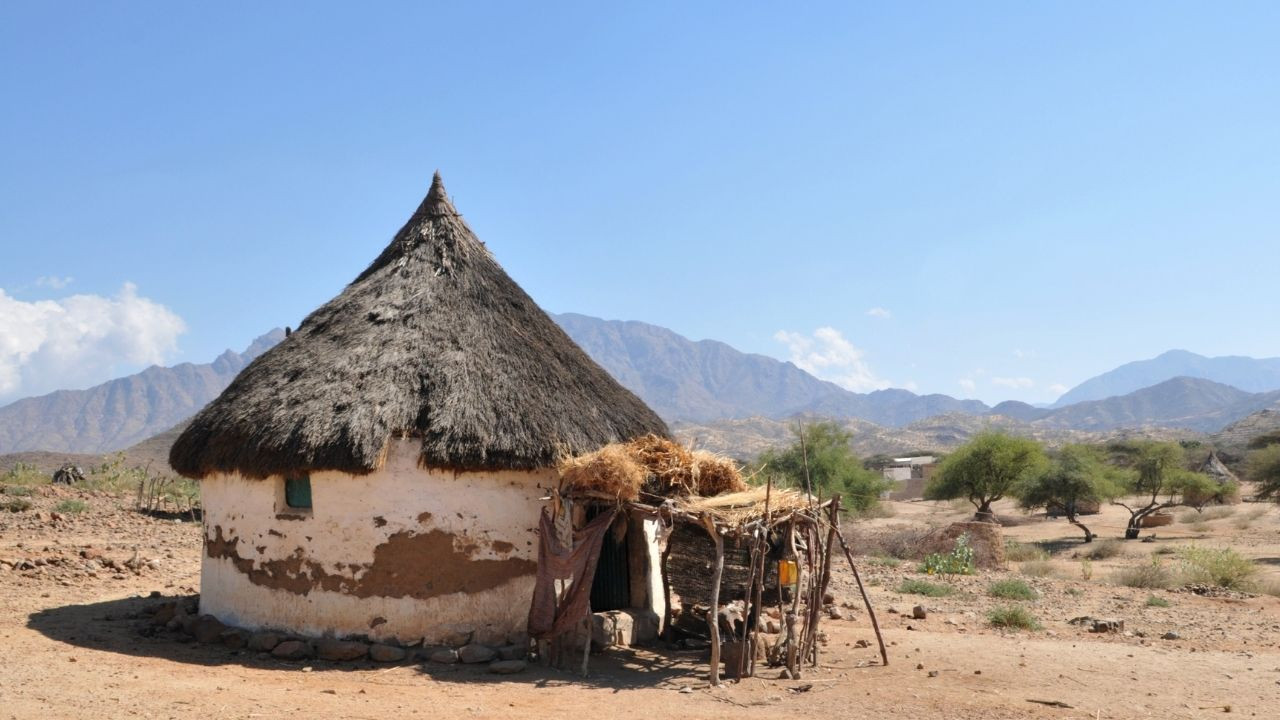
[1178,546,1257,590]
[988,605,1041,630]
[559,445,645,501]
[1179,506,1235,524]
[1019,560,1058,578]
[1082,539,1125,560]
[1113,557,1177,589]
[851,524,938,560]
[1005,540,1049,562]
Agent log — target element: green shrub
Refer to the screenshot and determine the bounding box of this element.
[1144,594,1170,608]
[897,579,955,597]
[1113,556,1177,589]
[1,498,32,512]
[54,499,87,514]
[921,533,975,577]
[1178,546,1257,590]
[989,579,1038,601]
[1005,540,1049,563]
[1,462,46,486]
[1083,539,1124,560]
[987,605,1041,630]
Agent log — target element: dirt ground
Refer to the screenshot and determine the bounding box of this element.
[2,484,1279,719]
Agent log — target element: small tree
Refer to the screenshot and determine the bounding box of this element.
[925,431,1046,520]
[1017,444,1122,542]
[1246,444,1280,501]
[1112,441,1215,539]
[758,421,892,512]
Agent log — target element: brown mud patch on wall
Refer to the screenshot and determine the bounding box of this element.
[205,525,536,600]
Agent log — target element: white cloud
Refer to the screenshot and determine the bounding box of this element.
[992,376,1035,389]
[958,378,977,393]
[1048,383,1069,396]
[35,275,74,290]
[0,283,186,401]
[865,307,892,319]
[774,327,889,392]
[902,380,919,392]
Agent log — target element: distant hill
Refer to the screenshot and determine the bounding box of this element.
[1212,409,1280,450]
[1054,349,1280,406]
[0,330,284,455]
[987,400,1050,423]
[1037,376,1280,432]
[553,313,988,426]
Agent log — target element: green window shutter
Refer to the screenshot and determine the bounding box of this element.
[285,475,312,509]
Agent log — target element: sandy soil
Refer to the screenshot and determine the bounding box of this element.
[2,483,1279,719]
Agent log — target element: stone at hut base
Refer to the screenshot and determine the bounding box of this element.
[497,644,527,661]
[248,632,282,652]
[428,648,460,664]
[488,660,527,674]
[220,629,248,650]
[271,640,312,660]
[458,644,496,664]
[315,638,369,661]
[191,615,226,644]
[369,644,407,663]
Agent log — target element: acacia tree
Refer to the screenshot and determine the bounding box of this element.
[1246,444,1280,501]
[925,431,1046,520]
[1017,444,1122,542]
[1112,441,1214,539]
[758,421,891,512]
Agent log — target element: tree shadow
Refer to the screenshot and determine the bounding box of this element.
[1253,557,1280,566]
[26,594,704,690]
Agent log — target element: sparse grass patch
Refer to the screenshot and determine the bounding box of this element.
[54,499,87,514]
[1257,578,1280,598]
[1019,560,1057,578]
[1065,587,1084,597]
[853,524,937,561]
[1005,540,1049,562]
[1,462,46,487]
[1,484,34,496]
[1,498,32,512]
[1144,594,1170,607]
[1113,556,1177,589]
[989,579,1038,601]
[865,555,901,568]
[1083,539,1124,560]
[1179,506,1235,523]
[1178,546,1257,591]
[1152,545,1177,556]
[1235,508,1267,530]
[897,579,955,597]
[1188,521,1209,533]
[987,605,1041,631]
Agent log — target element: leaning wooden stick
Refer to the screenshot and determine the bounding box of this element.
[702,514,725,687]
[833,524,889,667]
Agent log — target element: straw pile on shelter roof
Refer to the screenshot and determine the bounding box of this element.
[170,173,668,480]
[559,434,749,503]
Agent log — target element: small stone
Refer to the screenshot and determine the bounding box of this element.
[912,605,927,620]
[828,606,844,620]
[458,644,497,664]
[822,592,835,604]
[428,648,459,664]
[1090,619,1124,634]
[916,663,925,670]
[271,640,312,660]
[150,603,177,627]
[1162,631,1181,640]
[220,629,248,650]
[248,632,282,652]
[488,659,527,674]
[497,644,527,661]
[191,615,227,644]
[368,644,407,663]
[928,670,939,678]
[854,639,870,648]
[435,624,474,648]
[778,668,793,679]
[315,638,369,662]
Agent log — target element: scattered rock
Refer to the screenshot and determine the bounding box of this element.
[1090,619,1124,634]
[248,632,282,652]
[912,605,928,620]
[1162,631,1181,641]
[828,606,844,620]
[271,640,312,660]
[150,602,177,627]
[916,663,925,670]
[458,644,497,664]
[220,629,248,650]
[928,670,939,678]
[368,644,407,663]
[854,639,870,648]
[497,644,527,661]
[315,638,369,662]
[488,659,527,674]
[428,648,459,664]
[191,615,227,644]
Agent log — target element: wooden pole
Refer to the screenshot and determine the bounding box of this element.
[702,514,725,687]
[833,525,889,667]
[749,476,773,678]
[811,497,839,665]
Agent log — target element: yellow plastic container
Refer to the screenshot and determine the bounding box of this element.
[778,559,798,586]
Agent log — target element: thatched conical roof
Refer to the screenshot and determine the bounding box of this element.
[1200,451,1239,485]
[170,173,668,480]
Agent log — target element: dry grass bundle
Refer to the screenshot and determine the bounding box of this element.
[676,486,810,523]
[558,445,645,501]
[691,451,747,497]
[628,434,697,496]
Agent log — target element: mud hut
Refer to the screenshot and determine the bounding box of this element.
[169,173,668,644]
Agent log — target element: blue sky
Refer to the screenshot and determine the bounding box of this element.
[2,2,1278,406]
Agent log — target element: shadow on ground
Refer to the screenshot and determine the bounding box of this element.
[27,594,700,691]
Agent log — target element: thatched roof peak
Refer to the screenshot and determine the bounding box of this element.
[170,173,669,480]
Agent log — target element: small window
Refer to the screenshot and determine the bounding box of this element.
[285,475,312,509]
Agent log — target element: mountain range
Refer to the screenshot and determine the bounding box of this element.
[1053,349,1280,406]
[2,315,1280,462]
